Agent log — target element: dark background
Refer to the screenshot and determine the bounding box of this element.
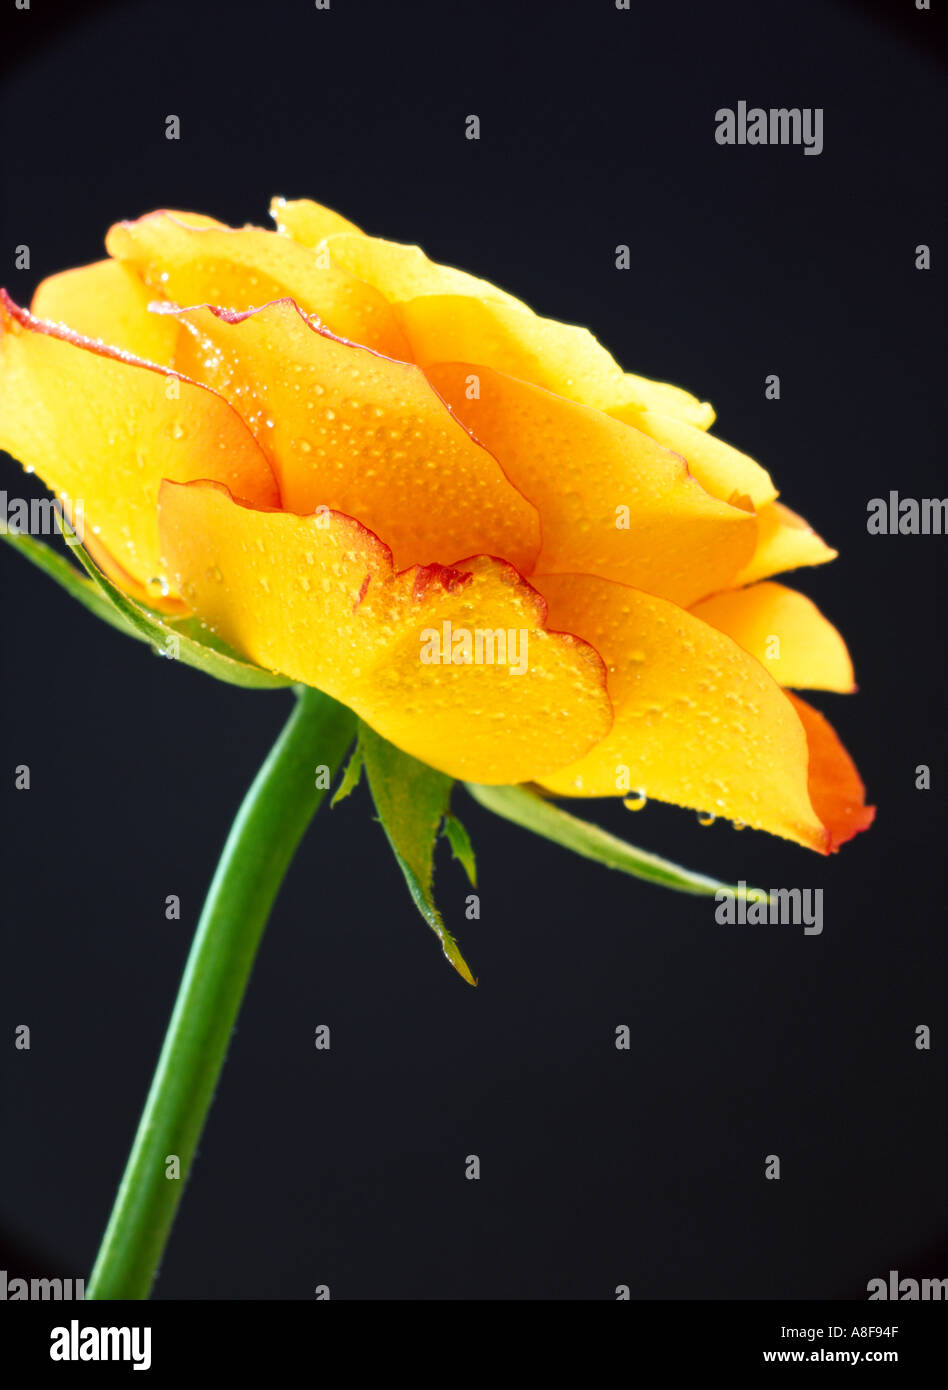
[0,0,945,1300]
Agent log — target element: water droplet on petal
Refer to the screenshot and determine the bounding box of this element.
[623,791,647,812]
[697,812,716,827]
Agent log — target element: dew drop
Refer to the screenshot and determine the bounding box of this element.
[623,791,647,812]
[696,811,716,827]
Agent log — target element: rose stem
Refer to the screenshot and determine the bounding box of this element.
[85,684,356,1299]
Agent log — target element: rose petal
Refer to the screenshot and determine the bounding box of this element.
[275,205,715,424]
[0,292,278,596]
[784,693,875,850]
[732,500,837,586]
[270,195,365,242]
[283,221,524,308]
[532,571,868,852]
[391,291,713,427]
[427,361,756,606]
[106,211,410,359]
[691,582,855,693]
[31,259,181,367]
[158,480,613,784]
[150,209,230,231]
[274,208,716,427]
[168,299,540,575]
[607,406,777,509]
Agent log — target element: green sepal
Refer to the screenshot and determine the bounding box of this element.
[1,528,145,641]
[3,525,293,690]
[465,782,768,901]
[331,744,364,807]
[441,813,477,888]
[359,724,476,986]
[69,542,293,690]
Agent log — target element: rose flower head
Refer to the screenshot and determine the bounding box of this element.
[0,197,873,862]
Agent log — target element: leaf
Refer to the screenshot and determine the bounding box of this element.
[465,783,767,900]
[359,723,476,985]
[331,744,364,807]
[441,813,477,888]
[68,539,293,690]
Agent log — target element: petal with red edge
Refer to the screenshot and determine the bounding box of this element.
[0,293,278,597]
[168,300,540,574]
[427,361,755,606]
[532,571,854,853]
[106,211,410,360]
[32,259,180,367]
[691,582,855,693]
[158,481,612,784]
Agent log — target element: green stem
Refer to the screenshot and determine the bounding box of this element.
[86,685,356,1300]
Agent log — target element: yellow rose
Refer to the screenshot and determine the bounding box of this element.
[0,197,873,852]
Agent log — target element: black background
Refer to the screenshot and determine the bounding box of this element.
[0,0,945,1300]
